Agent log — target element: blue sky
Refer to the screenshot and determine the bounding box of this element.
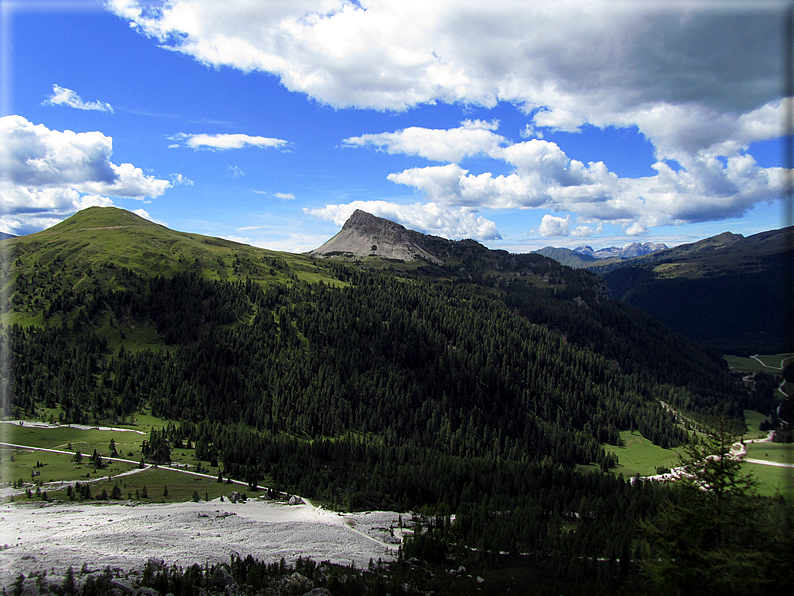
[0,0,789,253]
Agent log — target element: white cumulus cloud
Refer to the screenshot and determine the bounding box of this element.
[344,119,506,163]
[538,214,570,237]
[107,1,785,155]
[43,84,113,112]
[351,120,784,236]
[0,115,170,234]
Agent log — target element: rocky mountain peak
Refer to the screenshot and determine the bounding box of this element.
[311,211,443,263]
[343,209,394,230]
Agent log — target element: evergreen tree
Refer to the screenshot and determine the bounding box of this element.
[641,421,793,594]
[63,566,75,596]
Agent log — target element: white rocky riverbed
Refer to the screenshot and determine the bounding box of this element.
[0,498,405,590]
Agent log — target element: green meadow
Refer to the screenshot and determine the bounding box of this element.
[0,422,252,504]
[1,423,145,453]
[745,441,794,465]
[0,443,138,486]
[603,430,683,477]
[743,463,794,500]
[599,416,793,501]
[68,466,245,503]
[743,409,770,440]
[724,353,794,374]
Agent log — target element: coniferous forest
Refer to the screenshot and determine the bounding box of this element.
[1,208,792,594]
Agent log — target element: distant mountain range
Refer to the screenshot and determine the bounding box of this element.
[311,209,608,295]
[534,241,668,269]
[574,241,669,260]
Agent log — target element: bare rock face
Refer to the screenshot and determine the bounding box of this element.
[310,210,443,264]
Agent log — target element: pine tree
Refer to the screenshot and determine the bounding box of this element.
[641,420,792,594]
[63,566,75,596]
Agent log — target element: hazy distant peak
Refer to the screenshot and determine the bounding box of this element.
[573,242,668,260]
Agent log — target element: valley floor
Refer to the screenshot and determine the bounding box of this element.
[0,498,402,590]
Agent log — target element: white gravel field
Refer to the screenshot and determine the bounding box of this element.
[0,498,402,589]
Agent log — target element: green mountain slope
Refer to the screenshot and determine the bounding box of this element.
[601,227,793,354]
[1,206,342,329]
[0,206,754,576]
[1,207,743,435]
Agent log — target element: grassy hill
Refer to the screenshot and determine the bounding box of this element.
[1,207,343,333]
[2,205,340,285]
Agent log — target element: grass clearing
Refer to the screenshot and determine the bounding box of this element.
[0,418,284,507]
[1,445,138,486]
[724,353,794,374]
[82,466,243,503]
[745,441,794,465]
[0,420,252,504]
[743,462,794,500]
[0,423,145,452]
[603,431,683,477]
[114,411,177,435]
[743,410,770,440]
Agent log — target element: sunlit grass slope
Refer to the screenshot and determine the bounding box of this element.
[603,430,683,477]
[1,206,344,313]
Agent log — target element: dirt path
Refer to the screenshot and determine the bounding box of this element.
[0,441,253,499]
[733,432,794,468]
[742,458,794,468]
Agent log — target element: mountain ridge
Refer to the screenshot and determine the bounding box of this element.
[601,226,793,353]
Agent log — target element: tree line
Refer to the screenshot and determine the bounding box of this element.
[0,255,763,583]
